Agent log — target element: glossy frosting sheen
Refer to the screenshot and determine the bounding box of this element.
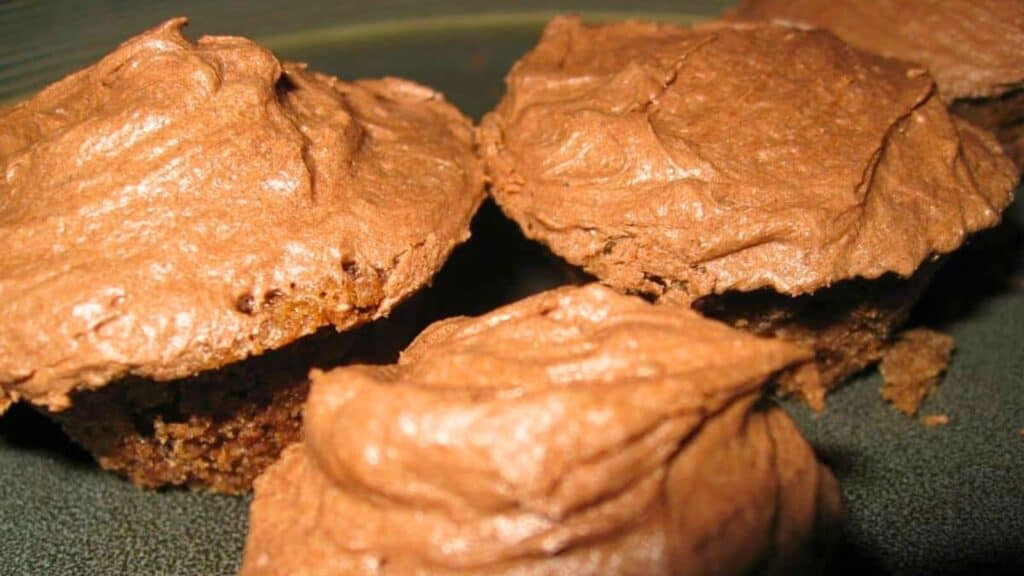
[242,284,842,575]
[480,17,1017,303]
[726,0,1024,171]
[0,19,483,411]
[726,0,1024,100]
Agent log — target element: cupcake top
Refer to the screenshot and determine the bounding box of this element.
[480,17,1016,304]
[242,284,841,575]
[0,18,483,411]
[726,0,1024,101]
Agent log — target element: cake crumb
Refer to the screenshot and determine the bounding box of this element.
[923,414,950,427]
[784,361,826,412]
[879,328,955,416]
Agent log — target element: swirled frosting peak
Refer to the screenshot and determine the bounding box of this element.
[242,284,842,575]
[0,18,483,411]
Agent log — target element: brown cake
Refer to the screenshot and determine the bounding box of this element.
[726,0,1024,168]
[0,19,484,491]
[479,17,1017,407]
[241,284,842,575]
[50,327,352,493]
[878,328,956,416]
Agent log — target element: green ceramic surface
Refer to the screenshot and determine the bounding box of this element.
[1,2,1022,575]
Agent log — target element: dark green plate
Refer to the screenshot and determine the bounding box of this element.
[1,2,1022,574]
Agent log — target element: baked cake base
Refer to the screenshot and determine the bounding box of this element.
[47,327,354,494]
[695,263,938,409]
[44,287,438,494]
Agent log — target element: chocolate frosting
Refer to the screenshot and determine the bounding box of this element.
[0,19,483,411]
[953,89,1024,169]
[726,0,1024,101]
[242,284,842,575]
[480,17,1017,304]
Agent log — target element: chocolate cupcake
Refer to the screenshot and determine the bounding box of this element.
[726,0,1024,168]
[0,19,483,492]
[479,17,1017,406]
[241,284,842,575]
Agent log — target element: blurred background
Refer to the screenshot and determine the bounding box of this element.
[1,0,730,105]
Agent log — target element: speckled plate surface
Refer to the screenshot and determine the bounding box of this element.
[1,2,1022,575]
